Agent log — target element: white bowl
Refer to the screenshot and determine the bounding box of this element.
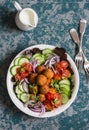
[6,44,79,118]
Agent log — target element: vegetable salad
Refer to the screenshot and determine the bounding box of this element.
[10,47,74,114]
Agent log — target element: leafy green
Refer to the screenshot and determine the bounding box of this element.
[50,79,60,91]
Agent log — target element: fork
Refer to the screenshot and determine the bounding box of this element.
[82,51,89,84]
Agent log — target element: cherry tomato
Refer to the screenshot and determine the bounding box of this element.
[20,71,28,78]
[21,62,33,72]
[62,69,70,78]
[55,93,61,99]
[15,73,22,81]
[44,100,54,111]
[53,99,61,107]
[60,60,69,68]
[54,73,61,80]
[54,62,60,70]
[54,62,64,72]
[52,93,61,107]
[54,61,69,73]
[15,62,33,80]
[46,92,55,101]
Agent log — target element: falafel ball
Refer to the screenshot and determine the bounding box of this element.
[30,94,36,100]
[42,68,54,79]
[28,73,37,83]
[38,94,46,102]
[49,88,56,94]
[36,74,47,86]
[46,79,51,86]
[29,86,38,94]
[35,65,46,74]
[39,84,49,94]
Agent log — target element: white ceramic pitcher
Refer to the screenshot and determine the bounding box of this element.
[14,1,38,31]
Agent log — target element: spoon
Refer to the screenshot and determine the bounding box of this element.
[70,28,80,45]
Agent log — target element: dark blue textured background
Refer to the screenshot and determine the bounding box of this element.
[0,0,89,130]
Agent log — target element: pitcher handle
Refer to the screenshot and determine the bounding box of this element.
[14,1,22,11]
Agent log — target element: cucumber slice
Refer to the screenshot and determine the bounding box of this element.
[59,87,70,96]
[20,93,30,103]
[33,53,42,59]
[15,85,23,94]
[61,93,69,104]
[16,94,21,99]
[59,84,70,91]
[41,54,46,59]
[33,54,46,65]
[36,57,45,64]
[10,65,20,75]
[19,84,25,92]
[42,48,53,55]
[14,57,21,65]
[59,79,70,86]
[18,57,30,65]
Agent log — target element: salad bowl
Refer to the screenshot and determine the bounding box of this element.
[6,44,79,118]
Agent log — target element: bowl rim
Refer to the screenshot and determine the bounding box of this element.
[6,44,79,118]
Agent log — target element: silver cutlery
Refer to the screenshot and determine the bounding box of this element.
[70,20,89,84]
[70,19,87,71]
[70,28,83,71]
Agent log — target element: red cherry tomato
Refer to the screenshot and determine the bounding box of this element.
[60,60,69,68]
[44,100,54,111]
[62,69,70,78]
[55,93,61,101]
[54,62,64,73]
[21,62,33,72]
[53,99,61,107]
[52,93,61,107]
[54,73,61,80]
[54,61,69,73]
[20,71,28,78]
[15,73,22,81]
[15,62,33,81]
[46,92,55,101]
[54,62,60,70]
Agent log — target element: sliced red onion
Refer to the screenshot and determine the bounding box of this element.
[47,53,59,60]
[51,66,58,74]
[24,100,45,114]
[45,55,60,66]
[30,57,39,72]
[44,55,60,73]
[39,103,45,116]
[22,81,29,93]
[24,78,29,84]
[29,107,42,113]
[44,59,49,66]
[33,60,39,72]
[19,79,24,84]
[24,100,36,107]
